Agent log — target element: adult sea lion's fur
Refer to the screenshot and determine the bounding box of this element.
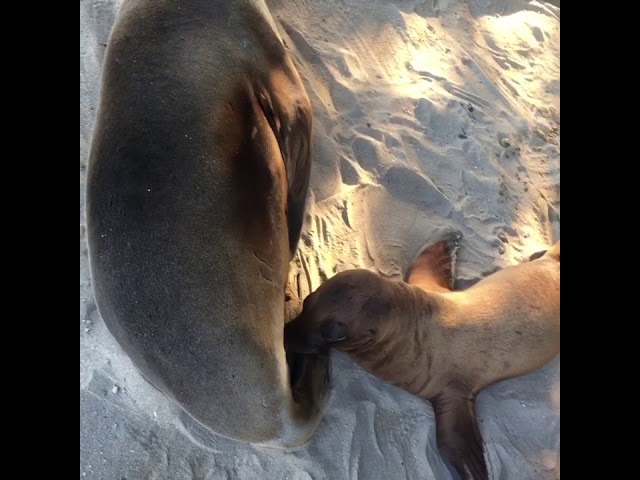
[87,0,329,448]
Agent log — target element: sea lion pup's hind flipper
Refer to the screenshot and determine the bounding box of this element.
[405,230,462,293]
[431,391,488,480]
[528,250,547,262]
[545,241,560,261]
[528,240,560,262]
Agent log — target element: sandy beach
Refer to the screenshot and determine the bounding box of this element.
[80,0,560,478]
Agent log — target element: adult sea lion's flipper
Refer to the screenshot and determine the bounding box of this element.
[431,391,488,480]
[255,72,312,259]
[283,105,312,259]
[405,230,462,293]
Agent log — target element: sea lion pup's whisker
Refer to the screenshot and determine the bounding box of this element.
[342,334,377,353]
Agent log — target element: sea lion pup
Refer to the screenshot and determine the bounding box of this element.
[86,0,330,448]
[285,234,560,478]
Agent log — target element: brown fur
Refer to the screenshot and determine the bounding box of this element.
[87,0,328,449]
[286,235,560,478]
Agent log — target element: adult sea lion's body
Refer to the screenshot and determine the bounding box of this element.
[286,235,560,477]
[86,0,329,447]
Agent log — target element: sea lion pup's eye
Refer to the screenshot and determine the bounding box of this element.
[320,320,347,342]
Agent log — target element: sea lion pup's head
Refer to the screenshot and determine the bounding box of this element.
[285,269,395,354]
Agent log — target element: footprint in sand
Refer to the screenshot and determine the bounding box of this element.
[382,166,453,218]
[351,135,383,174]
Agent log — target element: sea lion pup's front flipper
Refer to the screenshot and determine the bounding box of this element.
[405,230,462,293]
[431,390,488,480]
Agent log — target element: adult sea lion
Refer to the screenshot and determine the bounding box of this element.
[86,0,329,448]
[286,234,560,477]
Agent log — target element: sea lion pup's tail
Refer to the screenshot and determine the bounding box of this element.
[432,390,489,480]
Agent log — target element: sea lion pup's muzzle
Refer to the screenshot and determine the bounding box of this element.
[284,269,394,354]
[285,314,348,354]
[284,321,322,354]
